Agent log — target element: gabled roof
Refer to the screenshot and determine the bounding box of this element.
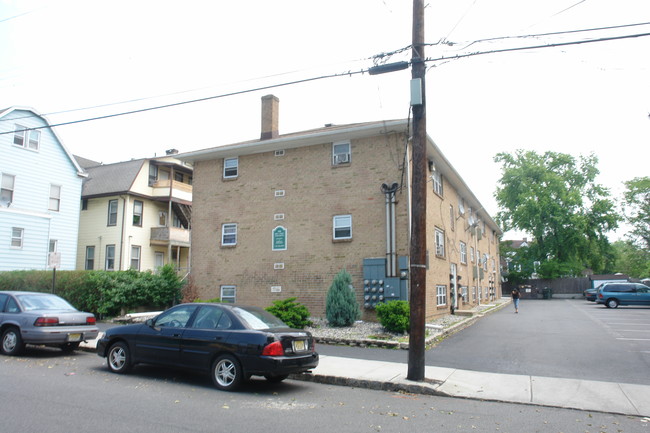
[0,106,86,177]
[81,159,145,197]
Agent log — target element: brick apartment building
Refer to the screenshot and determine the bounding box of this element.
[179,95,502,320]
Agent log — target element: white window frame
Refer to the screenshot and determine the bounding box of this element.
[130,245,141,270]
[133,200,143,226]
[13,125,40,150]
[1,173,15,204]
[223,157,239,179]
[49,239,57,253]
[49,184,61,212]
[107,199,118,226]
[333,214,352,240]
[434,228,445,257]
[460,241,467,264]
[11,227,24,249]
[221,223,238,246]
[85,246,95,270]
[220,285,236,303]
[436,285,447,306]
[105,245,115,270]
[332,141,351,165]
[458,197,465,215]
[432,171,443,196]
[274,149,285,157]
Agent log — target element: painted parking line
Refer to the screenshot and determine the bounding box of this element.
[616,338,650,341]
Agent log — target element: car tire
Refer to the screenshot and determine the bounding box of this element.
[107,342,132,374]
[264,374,288,383]
[211,354,243,391]
[60,342,81,353]
[606,299,619,309]
[1,327,24,356]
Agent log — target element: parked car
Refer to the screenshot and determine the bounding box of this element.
[596,283,650,308]
[0,291,99,355]
[583,287,599,302]
[97,303,319,391]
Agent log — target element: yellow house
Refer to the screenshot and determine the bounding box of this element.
[75,152,192,276]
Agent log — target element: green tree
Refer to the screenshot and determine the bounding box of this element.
[325,270,360,327]
[622,176,650,251]
[611,240,650,279]
[494,150,620,278]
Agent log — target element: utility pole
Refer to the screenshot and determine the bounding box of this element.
[407,0,427,382]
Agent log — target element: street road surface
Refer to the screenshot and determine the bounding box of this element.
[1,348,647,433]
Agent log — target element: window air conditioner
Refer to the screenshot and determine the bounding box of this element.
[334,153,350,165]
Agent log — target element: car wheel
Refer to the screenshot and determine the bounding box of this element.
[211,354,243,391]
[1,327,24,356]
[107,342,132,374]
[60,342,81,353]
[264,374,288,383]
[606,299,619,309]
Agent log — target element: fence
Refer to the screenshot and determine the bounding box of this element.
[502,277,590,299]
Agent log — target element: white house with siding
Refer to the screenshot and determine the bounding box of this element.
[0,107,86,271]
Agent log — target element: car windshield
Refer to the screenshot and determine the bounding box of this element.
[16,294,75,311]
[233,306,288,330]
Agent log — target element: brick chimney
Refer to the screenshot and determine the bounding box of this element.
[260,95,279,140]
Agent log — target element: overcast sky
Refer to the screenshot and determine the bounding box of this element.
[2,0,649,240]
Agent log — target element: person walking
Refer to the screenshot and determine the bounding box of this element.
[511,288,521,313]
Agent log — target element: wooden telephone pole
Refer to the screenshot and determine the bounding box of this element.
[407,0,427,382]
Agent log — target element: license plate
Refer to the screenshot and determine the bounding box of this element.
[293,340,306,352]
[67,333,82,342]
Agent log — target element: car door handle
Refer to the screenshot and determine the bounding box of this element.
[214,336,223,341]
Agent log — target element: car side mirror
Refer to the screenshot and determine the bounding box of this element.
[145,318,154,327]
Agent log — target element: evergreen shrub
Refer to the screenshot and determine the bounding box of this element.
[325,269,360,327]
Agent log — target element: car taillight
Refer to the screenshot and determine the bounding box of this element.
[86,316,96,325]
[262,341,284,356]
[34,317,59,326]
[598,293,603,298]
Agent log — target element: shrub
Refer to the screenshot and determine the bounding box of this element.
[375,300,410,334]
[325,269,360,327]
[266,297,312,329]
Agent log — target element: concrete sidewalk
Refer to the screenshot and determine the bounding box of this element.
[295,355,650,418]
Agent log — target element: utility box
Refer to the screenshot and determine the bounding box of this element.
[362,257,409,309]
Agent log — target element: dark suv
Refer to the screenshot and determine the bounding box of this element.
[596,283,650,308]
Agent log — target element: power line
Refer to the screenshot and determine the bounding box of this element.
[425,31,650,64]
[0,70,366,135]
[3,29,649,136]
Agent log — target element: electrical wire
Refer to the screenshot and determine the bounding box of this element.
[3,28,649,135]
[0,69,366,135]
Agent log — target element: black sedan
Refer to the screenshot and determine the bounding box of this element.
[97,303,318,391]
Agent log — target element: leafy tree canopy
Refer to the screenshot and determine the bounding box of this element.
[622,176,650,251]
[494,150,620,277]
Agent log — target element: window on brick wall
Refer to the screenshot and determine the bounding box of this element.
[333,214,352,240]
[332,141,351,165]
[221,223,237,246]
[436,285,447,306]
[460,241,467,264]
[220,285,236,303]
[434,228,445,257]
[223,157,238,179]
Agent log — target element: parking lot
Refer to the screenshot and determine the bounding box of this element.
[422,298,650,385]
[578,299,650,354]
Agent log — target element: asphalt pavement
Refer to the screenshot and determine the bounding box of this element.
[83,298,650,419]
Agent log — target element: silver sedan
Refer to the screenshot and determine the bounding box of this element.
[0,291,99,355]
